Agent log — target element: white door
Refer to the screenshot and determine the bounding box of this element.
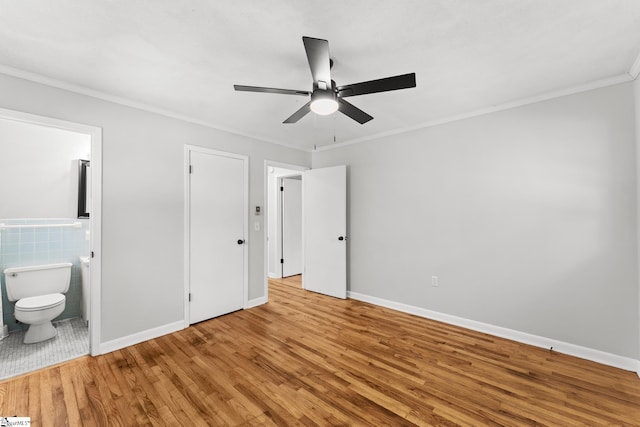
[281,177,302,277]
[303,165,347,299]
[188,148,246,324]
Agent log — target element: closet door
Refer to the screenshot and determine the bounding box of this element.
[188,148,247,324]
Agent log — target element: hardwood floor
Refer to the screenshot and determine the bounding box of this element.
[1,275,639,426]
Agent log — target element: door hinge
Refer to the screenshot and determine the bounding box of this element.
[91,251,95,258]
[188,293,191,302]
[280,258,284,264]
[280,186,284,191]
[189,165,193,174]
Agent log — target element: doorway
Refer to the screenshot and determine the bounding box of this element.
[0,108,102,380]
[265,162,307,298]
[264,161,348,301]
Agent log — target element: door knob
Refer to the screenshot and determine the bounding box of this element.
[237,239,245,245]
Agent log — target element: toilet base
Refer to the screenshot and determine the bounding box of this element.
[23,321,57,344]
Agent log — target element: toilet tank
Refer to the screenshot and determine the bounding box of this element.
[3,263,72,302]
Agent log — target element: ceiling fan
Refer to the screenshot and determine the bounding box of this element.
[234,36,416,124]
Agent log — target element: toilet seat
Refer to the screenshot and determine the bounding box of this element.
[15,293,65,312]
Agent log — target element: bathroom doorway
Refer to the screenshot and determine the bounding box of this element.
[0,108,102,380]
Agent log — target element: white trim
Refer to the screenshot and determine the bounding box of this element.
[0,107,103,357]
[319,73,633,152]
[0,107,100,135]
[630,51,640,79]
[635,59,640,378]
[184,145,249,325]
[242,154,250,311]
[246,296,268,309]
[2,66,632,155]
[183,146,191,327]
[263,160,309,304]
[348,291,639,373]
[100,321,185,355]
[88,128,103,356]
[275,176,285,280]
[0,65,309,153]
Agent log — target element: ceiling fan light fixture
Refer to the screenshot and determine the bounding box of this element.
[310,90,338,115]
[234,36,416,124]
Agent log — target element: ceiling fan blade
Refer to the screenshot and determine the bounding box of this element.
[283,101,312,124]
[302,36,331,86]
[338,99,373,124]
[337,73,416,98]
[234,85,311,96]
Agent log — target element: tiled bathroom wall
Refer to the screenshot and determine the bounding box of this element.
[0,218,90,332]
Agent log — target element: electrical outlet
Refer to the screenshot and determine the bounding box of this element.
[431,276,439,287]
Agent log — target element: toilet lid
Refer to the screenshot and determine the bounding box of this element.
[15,293,65,312]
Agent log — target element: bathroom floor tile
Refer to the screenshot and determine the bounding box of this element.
[0,317,89,380]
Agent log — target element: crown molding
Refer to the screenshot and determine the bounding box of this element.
[1,63,633,155]
[0,65,311,153]
[318,73,634,152]
[629,51,640,80]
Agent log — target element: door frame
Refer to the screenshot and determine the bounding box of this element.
[0,107,103,356]
[184,145,249,326]
[270,172,304,279]
[263,160,308,301]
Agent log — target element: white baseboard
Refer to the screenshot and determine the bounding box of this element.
[348,291,639,373]
[98,296,268,355]
[99,320,186,355]
[246,296,268,309]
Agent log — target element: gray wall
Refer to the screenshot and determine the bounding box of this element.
[0,73,310,343]
[0,117,90,218]
[2,70,637,360]
[313,82,638,359]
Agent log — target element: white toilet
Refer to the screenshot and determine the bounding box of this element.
[3,263,72,344]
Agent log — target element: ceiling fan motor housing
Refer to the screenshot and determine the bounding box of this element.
[312,79,337,94]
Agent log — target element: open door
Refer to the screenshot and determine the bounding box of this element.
[303,165,347,299]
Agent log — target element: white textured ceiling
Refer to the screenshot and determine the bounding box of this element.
[1,1,639,151]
